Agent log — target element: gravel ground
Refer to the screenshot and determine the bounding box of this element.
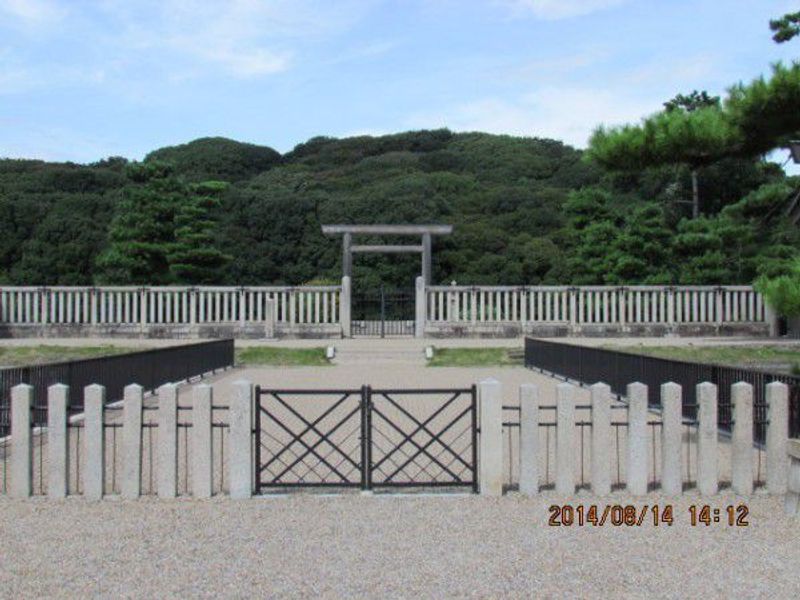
[0,492,798,598]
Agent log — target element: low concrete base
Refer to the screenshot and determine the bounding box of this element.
[424,322,770,339]
[0,322,343,340]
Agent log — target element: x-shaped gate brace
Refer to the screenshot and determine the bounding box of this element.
[254,385,478,492]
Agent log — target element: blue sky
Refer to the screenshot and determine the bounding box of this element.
[1,0,799,164]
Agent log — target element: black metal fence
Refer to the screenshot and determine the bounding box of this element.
[352,286,415,337]
[0,339,235,436]
[254,386,478,492]
[524,337,800,444]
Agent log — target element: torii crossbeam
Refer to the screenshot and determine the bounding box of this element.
[321,224,453,284]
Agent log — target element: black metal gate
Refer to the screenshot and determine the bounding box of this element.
[352,286,415,337]
[254,386,477,492]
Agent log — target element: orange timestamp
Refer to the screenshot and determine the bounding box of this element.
[548,504,750,527]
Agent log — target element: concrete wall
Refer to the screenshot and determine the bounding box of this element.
[0,321,344,340]
[424,322,770,338]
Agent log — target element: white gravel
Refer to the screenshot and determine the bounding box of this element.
[0,492,798,598]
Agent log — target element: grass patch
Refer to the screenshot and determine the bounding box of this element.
[236,346,330,367]
[427,347,521,367]
[0,345,141,367]
[606,344,800,373]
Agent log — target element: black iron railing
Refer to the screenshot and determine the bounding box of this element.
[0,339,234,436]
[524,337,800,444]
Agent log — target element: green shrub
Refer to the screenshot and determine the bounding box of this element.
[756,257,800,316]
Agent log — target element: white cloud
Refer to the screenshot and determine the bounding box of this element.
[406,86,660,148]
[0,0,65,23]
[499,0,626,20]
[98,0,370,79]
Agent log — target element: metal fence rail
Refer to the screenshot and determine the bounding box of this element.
[0,339,235,437]
[524,337,800,445]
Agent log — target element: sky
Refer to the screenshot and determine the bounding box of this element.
[1,0,799,165]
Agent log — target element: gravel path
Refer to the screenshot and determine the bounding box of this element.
[0,492,798,598]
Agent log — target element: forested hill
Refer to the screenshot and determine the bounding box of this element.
[0,130,796,289]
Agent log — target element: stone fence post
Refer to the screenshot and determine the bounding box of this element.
[660,382,682,495]
[47,384,69,499]
[627,383,648,496]
[230,380,254,499]
[731,382,754,495]
[10,384,33,498]
[590,382,611,496]
[697,382,718,496]
[766,382,789,494]
[786,439,800,516]
[555,382,575,495]
[83,384,105,501]
[157,384,178,498]
[122,384,143,499]
[478,378,502,496]
[192,384,213,499]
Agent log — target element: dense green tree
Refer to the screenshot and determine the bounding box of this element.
[588,103,741,218]
[95,162,185,284]
[168,181,232,284]
[0,126,794,289]
[144,137,281,182]
[607,204,673,284]
[726,62,800,157]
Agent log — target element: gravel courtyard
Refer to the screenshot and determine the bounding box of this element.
[1,492,798,598]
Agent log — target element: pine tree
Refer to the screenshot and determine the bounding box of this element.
[168,181,231,284]
[95,162,184,284]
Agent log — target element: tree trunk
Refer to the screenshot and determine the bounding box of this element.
[690,169,700,218]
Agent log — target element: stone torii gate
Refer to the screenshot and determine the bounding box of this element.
[321,224,453,285]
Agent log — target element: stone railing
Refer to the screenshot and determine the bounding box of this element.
[480,378,790,499]
[4,378,789,501]
[424,285,770,337]
[0,284,344,339]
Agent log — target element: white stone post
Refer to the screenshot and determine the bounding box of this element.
[660,382,683,495]
[340,276,352,338]
[83,385,105,501]
[556,383,575,495]
[157,384,178,498]
[590,382,611,496]
[478,378,503,496]
[568,289,577,334]
[414,276,425,339]
[627,382,649,496]
[10,384,33,498]
[519,384,539,495]
[121,384,143,499]
[697,382,718,496]
[764,303,779,337]
[731,382,754,495]
[766,381,789,494]
[47,384,69,499]
[230,380,254,499]
[192,384,213,499]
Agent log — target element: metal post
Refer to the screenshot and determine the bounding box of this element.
[361,385,372,491]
